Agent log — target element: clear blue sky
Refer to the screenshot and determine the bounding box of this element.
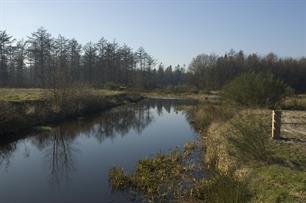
[1,0,305,66]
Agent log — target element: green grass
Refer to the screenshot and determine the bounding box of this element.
[270,140,306,170]
[249,165,306,202]
[194,171,250,203]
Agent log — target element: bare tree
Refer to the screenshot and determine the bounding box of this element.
[27,27,53,87]
[0,30,14,86]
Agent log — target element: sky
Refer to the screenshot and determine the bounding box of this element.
[0,0,305,66]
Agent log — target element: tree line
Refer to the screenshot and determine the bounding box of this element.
[1,28,305,92]
[188,50,306,92]
[0,27,186,89]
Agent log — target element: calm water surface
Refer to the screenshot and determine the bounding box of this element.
[0,99,198,203]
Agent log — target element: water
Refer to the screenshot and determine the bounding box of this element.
[0,99,198,203]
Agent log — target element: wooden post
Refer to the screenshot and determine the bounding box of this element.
[272,110,281,140]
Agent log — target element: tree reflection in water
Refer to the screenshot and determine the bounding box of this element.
[0,99,196,187]
[46,128,77,187]
[0,142,16,170]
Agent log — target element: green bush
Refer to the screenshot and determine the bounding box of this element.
[222,72,289,107]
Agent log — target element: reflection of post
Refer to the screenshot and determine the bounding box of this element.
[272,110,281,140]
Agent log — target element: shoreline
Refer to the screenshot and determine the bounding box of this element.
[0,93,144,140]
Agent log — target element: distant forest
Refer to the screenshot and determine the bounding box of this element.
[188,51,306,92]
[0,28,305,92]
[0,27,186,89]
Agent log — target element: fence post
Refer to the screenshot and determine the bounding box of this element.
[272,110,282,140]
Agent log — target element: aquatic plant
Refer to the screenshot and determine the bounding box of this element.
[110,142,197,201]
[109,141,249,202]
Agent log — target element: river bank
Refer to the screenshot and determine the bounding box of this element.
[191,103,306,202]
[0,88,143,138]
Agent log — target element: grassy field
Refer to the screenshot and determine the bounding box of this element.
[142,90,221,105]
[0,88,122,102]
[0,88,46,102]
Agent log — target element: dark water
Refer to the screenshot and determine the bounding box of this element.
[0,99,198,203]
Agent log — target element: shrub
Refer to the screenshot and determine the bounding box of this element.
[187,103,235,133]
[194,171,250,202]
[222,72,289,107]
[228,113,272,163]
